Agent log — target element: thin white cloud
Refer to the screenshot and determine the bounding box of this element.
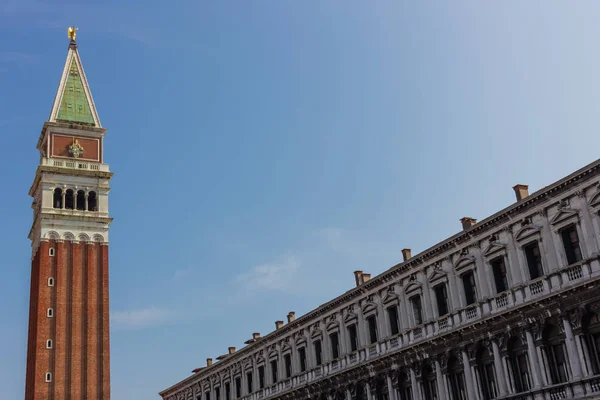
[173,268,193,281]
[111,307,174,330]
[236,256,300,292]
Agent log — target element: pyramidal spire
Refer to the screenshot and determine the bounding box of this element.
[48,27,102,127]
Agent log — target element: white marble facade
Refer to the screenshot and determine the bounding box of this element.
[160,159,600,400]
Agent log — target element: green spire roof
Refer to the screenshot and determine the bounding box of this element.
[49,42,101,127]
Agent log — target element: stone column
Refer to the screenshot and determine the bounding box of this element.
[491,340,507,396]
[461,350,477,400]
[365,381,373,400]
[410,368,422,400]
[578,193,599,255]
[563,316,583,379]
[346,388,352,400]
[72,190,77,210]
[506,228,524,285]
[525,330,542,388]
[84,193,89,211]
[434,359,447,400]
[387,374,398,400]
[61,190,66,209]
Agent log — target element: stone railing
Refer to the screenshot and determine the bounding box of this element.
[42,157,110,172]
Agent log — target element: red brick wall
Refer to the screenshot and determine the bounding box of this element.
[50,133,101,162]
[25,240,111,399]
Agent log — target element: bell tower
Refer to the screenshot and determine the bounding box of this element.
[25,29,112,400]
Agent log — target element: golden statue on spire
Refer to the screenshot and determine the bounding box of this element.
[68,26,78,41]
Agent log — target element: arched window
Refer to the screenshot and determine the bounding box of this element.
[542,323,569,384]
[65,189,74,209]
[88,191,98,211]
[582,312,600,375]
[53,188,63,209]
[476,345,497,400]
[447,355,466,400]
[507,336,531,393]
[397,370,412,400]
[421,363,438,400]
[76,190,85,210]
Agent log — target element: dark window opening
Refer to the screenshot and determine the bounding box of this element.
[448,355,466,400]
[434,283,449,316]
[422,363,438,400]
[258,365,265,389]
[314,340,322,366]
[507,337,531,393]
[476,346,497,400]
[410,295,423,325]
[462,271,477,305]
[524,242,543,280]
[205,392,210,400]
[65,189,74,209]
[53,188,63,208]
[299,347,307,372]
[270,360,278,383]
[88,191,98,211]
[215,387,220,400]
[398,370,412,400]
[583,312,600,375]
[284,354,292,378]
[235,377,241,398]
[543,324,569,384]
[491,257,508,293]
[367,315,378,344]
[246,372,253,394]
[561,225,583,265]
[225,383,231,400]
[76,190,85,210]
[387,305,400,335]
[330,332,340,359]
[348,324,358,351]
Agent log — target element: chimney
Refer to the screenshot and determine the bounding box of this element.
[228,346,236,354]
[461,217,477,231]
[252,332,261,340]
[401,248,412,262]
[287,312,296,323]
[275,321,284,330]
[354,270,364,286]
[513,184,529,202]
[207,358,213,367]
[362,273,371,282]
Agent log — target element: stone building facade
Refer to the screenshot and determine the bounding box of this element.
[160,159,600,400]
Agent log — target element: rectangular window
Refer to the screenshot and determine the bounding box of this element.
[205,392,210,400]
[367,315,378,344]
[524,242,543,280]
[561,225,583,265]
[348,324,358,351]
[330,332,340,359]
[225,382,231,400]
[258,365,265,389]
[434,283,449,316]
[270,360,278,383]
[462,271,477,305]
[299,347,307,372]
[235,377,241,398]
[410,295,423,325]
[387,305,400,335]
[314,340,322,366]
[284,353,292,378]
[491,257,508,293]
[215,387,220,400]
[246,372,253,394]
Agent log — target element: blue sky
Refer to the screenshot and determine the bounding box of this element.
[1,1,600,398]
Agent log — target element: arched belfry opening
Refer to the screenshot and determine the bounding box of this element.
[53,188,63,208]
[76,190,85,210]
[65,189,74,209]
[88,191,97,211]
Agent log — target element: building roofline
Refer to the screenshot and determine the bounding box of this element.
[160,157,600,397]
